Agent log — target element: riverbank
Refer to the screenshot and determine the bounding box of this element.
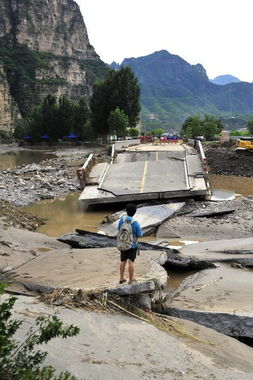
[0,145,106,207]
[205,142,253,177]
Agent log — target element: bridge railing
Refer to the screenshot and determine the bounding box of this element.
[76,153,94,188]
[188,138,209,175]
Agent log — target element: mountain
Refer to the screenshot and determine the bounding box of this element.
[210,75,241,85]
[119,50,253,130]
[0,0,108,131]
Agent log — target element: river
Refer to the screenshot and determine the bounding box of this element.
[1,148,253,237]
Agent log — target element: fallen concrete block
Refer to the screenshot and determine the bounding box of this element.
[98,202,185,236]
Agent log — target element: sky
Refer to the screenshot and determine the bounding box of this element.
[76,0,253,82]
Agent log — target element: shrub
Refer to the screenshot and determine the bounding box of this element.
[0,283,79,380]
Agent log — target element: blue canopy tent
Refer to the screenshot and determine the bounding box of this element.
[67,133,78,139]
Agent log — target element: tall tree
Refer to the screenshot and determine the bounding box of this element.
[108,107,129,139]
[90,67,141,142]
[29,94,58,139]
[181,115,203,138]
[201,114,223,140]
[110,66,141,128]
[74,97,91,140]
[56,96,75,138]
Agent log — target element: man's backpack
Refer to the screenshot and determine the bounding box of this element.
[117,217,134,252]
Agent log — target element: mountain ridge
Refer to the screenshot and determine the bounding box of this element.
[116,50,253,130]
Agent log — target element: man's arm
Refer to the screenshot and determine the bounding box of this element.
[134,221,143,238]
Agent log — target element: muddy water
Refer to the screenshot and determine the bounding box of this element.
[22,174,253,238]
[0,150,55,170]
[209,174,253,195]
[23,193,120,237]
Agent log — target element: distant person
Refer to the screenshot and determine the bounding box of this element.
[117,203,143,284]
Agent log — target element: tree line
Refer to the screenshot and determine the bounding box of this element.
[14,66,141,142]
[13,63,253,142]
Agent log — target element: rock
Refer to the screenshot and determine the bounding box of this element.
[41,182,52,190]
[134,293,152,310]
[57,178,66,185]
[109,280,156,296]
[2,266,13,273]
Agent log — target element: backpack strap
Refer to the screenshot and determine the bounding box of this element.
[123,216,134,225]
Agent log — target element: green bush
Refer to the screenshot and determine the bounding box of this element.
[0,283,79,380]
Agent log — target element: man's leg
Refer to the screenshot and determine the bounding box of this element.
[128,260,135,283]
[120,261,127,282]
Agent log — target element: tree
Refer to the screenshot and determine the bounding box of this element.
[150,128,164,138]
[14,119,31,140]
[247,119,253,135]
[127,128,139,138]
[110,67,141,128]
[201,114,223,140]
[108,107,129,139]
[180,115,203,138]
[90,75,113,142]
[180,114,223,140]
[15,94,93,141]
[56,96,75,139]
[28,94,58,139]
[90,67,141,142]
[73,97,91,140]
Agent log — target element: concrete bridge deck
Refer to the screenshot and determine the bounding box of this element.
[79,142,209,205]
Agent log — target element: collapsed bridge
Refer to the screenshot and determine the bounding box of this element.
[78,139,210,205]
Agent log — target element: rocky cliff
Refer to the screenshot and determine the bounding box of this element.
[0,0,108,131]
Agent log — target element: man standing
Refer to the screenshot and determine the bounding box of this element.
[118,203,143,284]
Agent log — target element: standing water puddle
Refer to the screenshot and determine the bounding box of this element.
[208,174,253,196]
[22,193,118,237]
[0,150,55,170]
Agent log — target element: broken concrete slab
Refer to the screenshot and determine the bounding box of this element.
[7,247,167,295]
[58,229,176,252]
[0,227,68,275]
[109,252,168,296]
[0,225,67,253]
[190,208,235,218]
[166,264,253,338]
[179,237,253,267]
[0,243,34,273]
[5,294,253,379]
[98,202,185,236]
